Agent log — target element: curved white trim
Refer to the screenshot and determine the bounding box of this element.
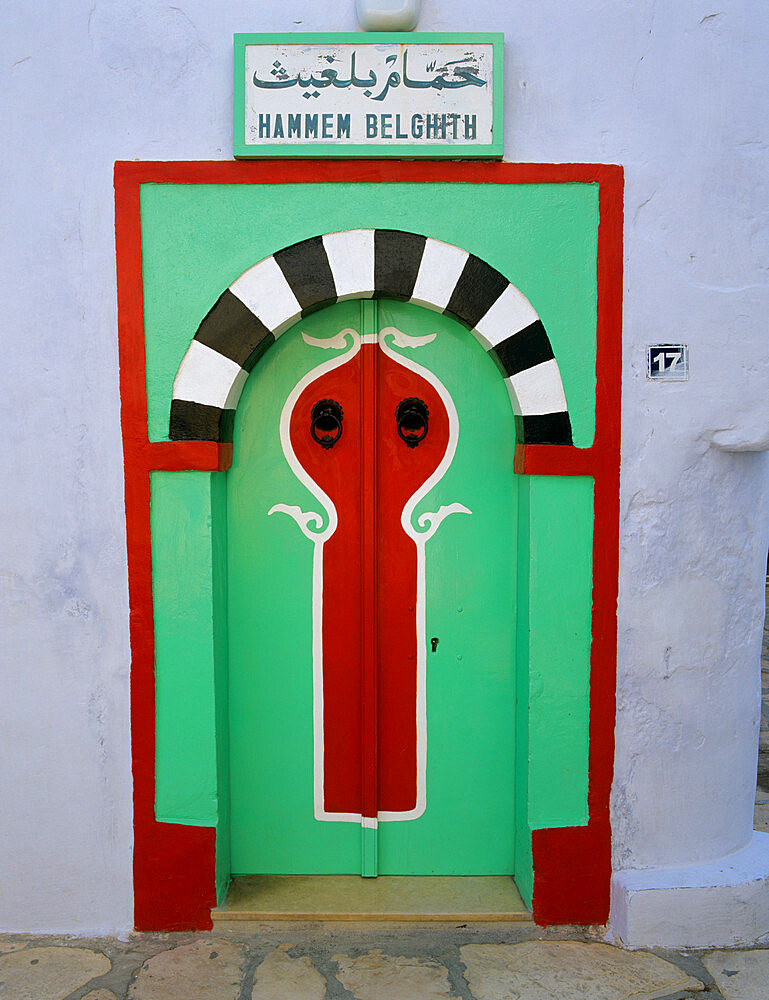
[388,329,437,349]
[269,323,470,828]
[268,328,361,544]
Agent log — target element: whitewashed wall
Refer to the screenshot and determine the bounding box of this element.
[2,0,767,935]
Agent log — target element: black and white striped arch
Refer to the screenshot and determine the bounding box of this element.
[170,230,573,446]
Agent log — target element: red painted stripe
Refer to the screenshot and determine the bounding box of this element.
[517,443,595,476]
[360,338,379,822]
[115,165,216,931]
[290,355,363,815]
[530,165,623,926]
[148,441,233,471]
[114,159,621,187]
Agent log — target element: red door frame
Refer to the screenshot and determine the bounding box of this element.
[115,160,623,931]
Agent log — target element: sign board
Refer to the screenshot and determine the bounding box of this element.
[234,33,503,159]
[647,344,689,381]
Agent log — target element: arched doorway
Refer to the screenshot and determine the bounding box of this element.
[226,297,518,877]
[116,159,621,931]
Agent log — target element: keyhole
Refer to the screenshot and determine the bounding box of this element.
[430,637,439,652]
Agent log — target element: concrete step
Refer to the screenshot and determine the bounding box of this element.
[212,875,532,923]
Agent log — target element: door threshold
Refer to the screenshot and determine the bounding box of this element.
[212,875,532,922]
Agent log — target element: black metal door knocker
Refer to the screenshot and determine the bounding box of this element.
[311,399,344,449]
[396,397,429,448]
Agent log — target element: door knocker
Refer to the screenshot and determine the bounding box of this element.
[310,399,344,449]
[396,397,429,448]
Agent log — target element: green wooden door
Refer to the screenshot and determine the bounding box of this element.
[227,298,517,876]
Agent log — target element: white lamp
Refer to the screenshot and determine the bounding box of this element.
[356,0,421,31]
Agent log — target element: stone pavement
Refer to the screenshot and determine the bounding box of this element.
[2,924,769,1000]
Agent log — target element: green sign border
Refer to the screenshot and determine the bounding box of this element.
[233,32,504,159]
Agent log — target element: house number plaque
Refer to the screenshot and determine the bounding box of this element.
[647,344,690,381]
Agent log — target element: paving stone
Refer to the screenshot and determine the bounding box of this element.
[83,991,119,1000]
[460,941,704,1000]
[334,949,453,1000]
[0,945,111,1000]
[0,940,32,955]
[252,945,326,1000]
[128,938,244,1000]
[703,948,769,1000]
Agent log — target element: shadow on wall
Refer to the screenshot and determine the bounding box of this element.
[755,554,769,832]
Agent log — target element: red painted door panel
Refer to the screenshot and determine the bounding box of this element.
[287,335,450,821]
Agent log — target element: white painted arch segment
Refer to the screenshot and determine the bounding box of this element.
[410,238,469,312]
[511,359,569,416]
[322,229,376,300]
[473,282,540,350]
[229,255,303,336]
[172,339,245,411]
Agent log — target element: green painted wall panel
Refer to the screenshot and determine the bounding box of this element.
[140,181,598,448]
[514,476,533,905]
[151,470,219,827]
[526,475,593,830]
[211,471,232,901]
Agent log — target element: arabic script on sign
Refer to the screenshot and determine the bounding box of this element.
[244,43,494,146]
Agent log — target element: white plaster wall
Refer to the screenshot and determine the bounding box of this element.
[2,0,767,931]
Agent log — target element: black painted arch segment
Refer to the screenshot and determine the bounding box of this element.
[242,331,276,374]
[517,411,573,446]
[195,290,274,370]
[491,320,555,378]
[170,399,232,442]
[445,254,509,330]
[374,230,427,301]
[274,236,338,314]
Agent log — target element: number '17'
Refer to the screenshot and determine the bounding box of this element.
[654,351,682,371]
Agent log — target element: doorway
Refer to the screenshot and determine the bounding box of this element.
[226,297,517,878]
[119,170,617,930]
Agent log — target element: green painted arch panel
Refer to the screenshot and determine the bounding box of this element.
[140,181,597,448]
